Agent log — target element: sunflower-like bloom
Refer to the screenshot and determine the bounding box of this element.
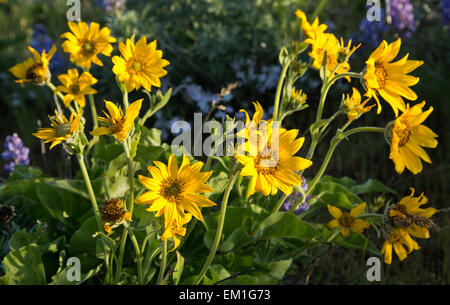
[389,188,438,239]
[381,228,420,264]
[161,213,192,252]
[388,101,438,175]
[90,99,143,143]
[327,202,370,237]
[363,38,423,116]
[100,197,132,235]
[32,110,81,150]
[55,68,97,108]
[295,9,327,39]
[61,21,116,69]
[295,10,358,80]
[343,87,375,122]
[236,103,312,196]
[135,154,215,233]
[112,37,170,93]
[9,45,56,86]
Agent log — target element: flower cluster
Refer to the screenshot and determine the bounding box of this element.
[390,0,416,38]
[1,133,30,174]
[381,189,438,264]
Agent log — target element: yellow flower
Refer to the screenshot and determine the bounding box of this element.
[61,21,116,69]
[32,110,81,150]
[343,87,375,122]
[363,38,423,116]
[295,9,327,39]
[90,99,143,143]
[291,88,307,105]
[327,202,370,237]
[389,188,438,239]
[388,101,438,175]
[135,154,215,233]
[161,213,192,252]
[9,45,56,86]
[236,104,312,196]
[381,228,420,264]
[112,37,170,93]
[100,198,132,235]
[55,69,97,108]
[295,10,357,80]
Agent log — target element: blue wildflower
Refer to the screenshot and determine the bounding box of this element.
[30,24,67,74]
[281,179,310,215]
[389,0,416,38]
[1,133,30,174]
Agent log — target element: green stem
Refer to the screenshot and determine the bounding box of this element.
[157,238,168,285]
[271,194,288,214]
[88,94,98,129]
[126,225,143,285]
[123,90,129,110]
[291,126,385,212]
[272,62,290,121]
[193,170,241,285]
[114,139,135,283]
[76,154,102,230]
[122,141,135,215]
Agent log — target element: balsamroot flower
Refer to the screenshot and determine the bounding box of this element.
[343,87,375,122]
[55,68,97,108]
[91,99,143,143]
[100,197,132,234]
[9,45,56,86]
[389,188,438,239]
[135,154,215,234]
[161,213,192,252]
[32,110,81,150]
[387,101,438,175]
[327,202,370,237]
[296,9,359,79]
[61,21,116,69]
[112,37,170,92]
[363,38,423,116]
[381,228,420,264]
[236,103,312,196]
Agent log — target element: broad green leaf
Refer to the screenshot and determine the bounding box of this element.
[255,212,320,241]
[0,244,46,284]
[49,262,103,285]
[172,251,185,285]
[351,179,397,195]
[69,217,98,256]
[334,233,380,256]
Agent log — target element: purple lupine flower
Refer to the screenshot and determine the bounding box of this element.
[389,0,416,38]
[30,24,67,74]
[282,179,310,215]
[1,133,30,174]
[443,0,450,25]
[95,0,127,14]
[351,8,387,52]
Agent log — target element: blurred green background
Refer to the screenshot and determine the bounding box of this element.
[0,0,448,284]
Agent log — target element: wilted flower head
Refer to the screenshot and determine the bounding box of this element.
[2,133,30,174]
[30,24,67,74]
[100,197,131,234]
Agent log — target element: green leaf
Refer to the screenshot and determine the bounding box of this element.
[334,233,380,256]
[310,178,363,209]
[49,263,103,285]
[172,251,185,285]
[0,244,46,284]
[255,212,320,240]
[130,130,141,159]
[351,179,397,195]
[69,217,98,256]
